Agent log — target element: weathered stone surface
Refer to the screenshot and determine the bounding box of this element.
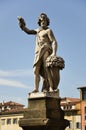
[29,91,59,99]
[19,92,69,130]
[19,118,69,127]
[28,92,60,110]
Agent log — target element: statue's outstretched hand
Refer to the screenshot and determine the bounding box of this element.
[17,16,26,30]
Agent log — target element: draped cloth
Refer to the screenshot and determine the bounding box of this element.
[33,42,65,91]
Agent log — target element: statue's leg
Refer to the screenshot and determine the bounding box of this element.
[32,61,41,92]
[46,68,54,92]
[41,76,49,92]
[43,52,54,92]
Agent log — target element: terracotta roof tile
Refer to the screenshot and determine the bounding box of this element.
[0,101,24,107]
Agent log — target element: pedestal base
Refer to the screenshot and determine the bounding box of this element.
[19,92,69,130]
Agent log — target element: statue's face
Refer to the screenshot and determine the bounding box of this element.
[40,15,47,28]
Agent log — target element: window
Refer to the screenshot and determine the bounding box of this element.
[63,105,72,110]
[1,119,5,125]
[63,106,67,110]
[82,90,86,100]
[7,119,11,125]
[0,107,1,112]
[69,105,72,109]
[13,118,17,124]
[69,121,72,128]
[84,107,86,114]
[84,126,86,130]
[76,122,81,129]
[84,116,86,120]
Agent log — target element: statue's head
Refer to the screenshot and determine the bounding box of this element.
[38,13,50,26]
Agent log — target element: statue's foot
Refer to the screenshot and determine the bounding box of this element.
[54,89,58,92]
[49,87,54,92]
[43,89,48,93]
[31,89,39,93]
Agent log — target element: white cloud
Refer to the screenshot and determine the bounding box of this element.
[0,78,29,88]
[0,69,33,77]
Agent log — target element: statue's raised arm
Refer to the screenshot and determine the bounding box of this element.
[18,16,37,35]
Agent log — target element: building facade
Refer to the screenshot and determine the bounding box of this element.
[0,101,25,130]
[0,112,23,130]
[78,86,86,130]
[61,97,81,130]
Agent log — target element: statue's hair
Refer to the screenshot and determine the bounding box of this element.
[37,13,50,26]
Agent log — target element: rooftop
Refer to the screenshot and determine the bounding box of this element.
[0,101,24,107]
[77,86,86,89]
[61,97,80,105]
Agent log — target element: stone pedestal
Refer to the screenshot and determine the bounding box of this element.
[19,92,69,130]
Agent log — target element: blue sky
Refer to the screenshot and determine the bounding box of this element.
[0,0,86,106]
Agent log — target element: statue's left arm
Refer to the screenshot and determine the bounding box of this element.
[48,29,57,56]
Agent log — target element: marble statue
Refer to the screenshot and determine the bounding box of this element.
[18,13,64,93]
